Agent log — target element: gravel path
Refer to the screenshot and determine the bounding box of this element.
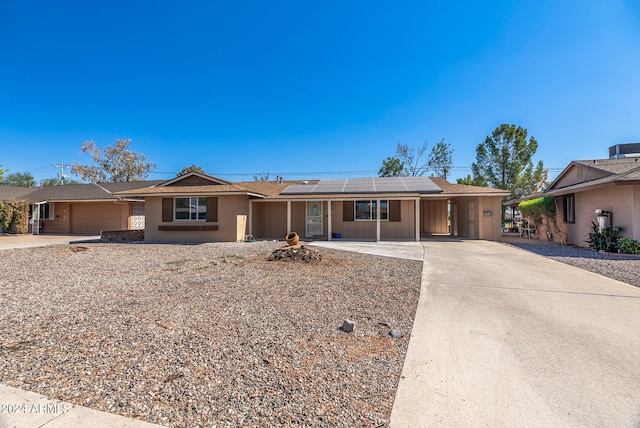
[502,237,640,288]
[0,242,422,427]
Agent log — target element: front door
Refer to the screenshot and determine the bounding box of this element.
[305,201,323,238]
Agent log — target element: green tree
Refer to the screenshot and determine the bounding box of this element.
[177,164,205,176]
[39,177,80,186]
[71,138,156,183]
[471,124,544,196]
[456,174,486,186]
[0,165,6,182]
[3,172,36,187]
[378,156,405,177]
[427,139,454,179]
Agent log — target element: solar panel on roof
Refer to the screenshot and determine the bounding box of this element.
[281,177,442,195]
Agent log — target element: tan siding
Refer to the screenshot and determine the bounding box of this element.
[252,201,287,239]
[291,201,306,237]
[40,202,70,233]
[145,195,249,242]
[70,202,128,234]
[478,196,502,241]
[381,200,415,240]
[421,200,448,234]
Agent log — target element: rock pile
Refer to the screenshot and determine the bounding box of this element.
[267,244,322,263]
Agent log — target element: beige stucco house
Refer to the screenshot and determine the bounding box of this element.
[115,172,509,243]
[542,157,640,245]
[0,181,163,234]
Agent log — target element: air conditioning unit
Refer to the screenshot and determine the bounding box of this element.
[609,143,640,159]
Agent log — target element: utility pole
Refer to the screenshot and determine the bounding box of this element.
[53,164,71,185]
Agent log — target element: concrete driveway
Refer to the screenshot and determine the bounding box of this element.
[391,239,640,428]
[0,234,100,251]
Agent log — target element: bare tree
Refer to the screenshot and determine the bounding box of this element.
[396,141,430,176]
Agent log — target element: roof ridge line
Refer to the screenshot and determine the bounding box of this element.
[93,183,113,195]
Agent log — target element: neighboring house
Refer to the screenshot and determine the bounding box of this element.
[1,181,163,234]
[115,172,509,243]
[542,157,640,245]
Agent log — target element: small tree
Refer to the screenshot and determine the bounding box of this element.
[378,157,404,177]
[0,165,6,182]
[427,139,453,178]
[3,172,36,187]
[177,164,205,176]
[253,171,270,181]
[71,138,156,183]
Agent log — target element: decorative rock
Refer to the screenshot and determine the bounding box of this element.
[389,329,402,338]
[342,319,355,333]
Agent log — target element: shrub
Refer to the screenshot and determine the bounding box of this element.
[518,197,556,227]
[616,237,640,254]
[0,200,29,234]
[586,221,622,252]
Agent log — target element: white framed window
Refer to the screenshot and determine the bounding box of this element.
[355,200,388,221]
[175,197,207,221]
[38,203,54,220]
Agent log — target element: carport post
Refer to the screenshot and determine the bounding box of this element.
[415,197,420,241]
[248,200,253,235]
[327,200,332,241]
[286,201,291,233]
[376,198,381,242]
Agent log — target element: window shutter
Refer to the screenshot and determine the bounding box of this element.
[389,200,401,222]
[206,197,218,222]
[343,201,354,222]
[162,198,173,222]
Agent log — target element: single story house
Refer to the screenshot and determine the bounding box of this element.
[0,181,163,234]
[542,157,640,245]
[115,172,509,243]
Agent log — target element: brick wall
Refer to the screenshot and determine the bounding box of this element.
[101,229,145,242]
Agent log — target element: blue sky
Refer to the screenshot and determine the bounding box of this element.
[1,1,639,183]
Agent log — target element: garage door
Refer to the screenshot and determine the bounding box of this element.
[71,202,127,234]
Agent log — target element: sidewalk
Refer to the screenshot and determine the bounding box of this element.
[0,384,165,428]
[308,240,424,261]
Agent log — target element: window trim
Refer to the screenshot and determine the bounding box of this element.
[38,203,54,220]
[174,197,208,221]
[354,200,389,221]
[563,194,575,224]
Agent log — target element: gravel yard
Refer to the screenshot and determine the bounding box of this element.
[503,237,640,287]
[0,241,422,427]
